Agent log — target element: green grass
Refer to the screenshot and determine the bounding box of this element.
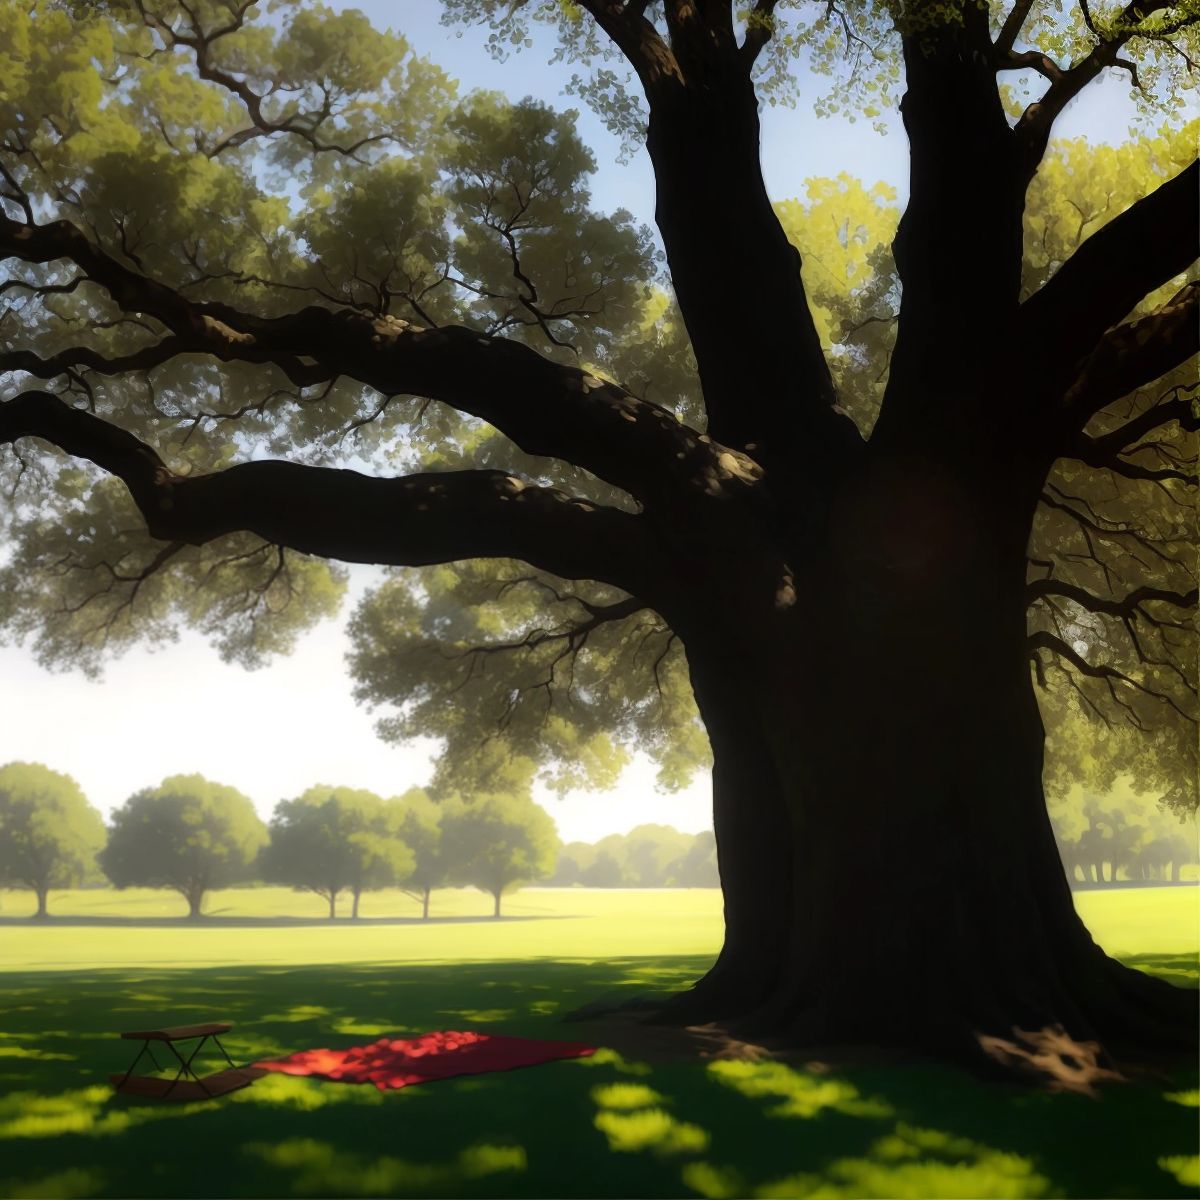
[0,886,1196,1199]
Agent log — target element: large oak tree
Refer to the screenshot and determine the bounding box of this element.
[0,0,1195,1071]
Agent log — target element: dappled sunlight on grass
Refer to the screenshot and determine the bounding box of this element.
[591,1082,664,1109]
[229,1073,387,1113]
[1159,1155,1200,1187]
[261,1005,334,1023]
[0,1084,209,1140]
[329,1018,409,1037]
[0,1167,103,1199]
[683,1124,1052,1199]
[437,1008,516,1023]
[0,890,1196,1199]
[0,1046,75,1061]
[706,1060,894,1119]
[569,1046,653,1076]
[594,1107,710,1156]
[243,1136,527,1196]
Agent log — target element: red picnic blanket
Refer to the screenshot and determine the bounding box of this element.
[253,1030,595,1091]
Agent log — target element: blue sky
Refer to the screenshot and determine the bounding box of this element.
[0,1,1155,843]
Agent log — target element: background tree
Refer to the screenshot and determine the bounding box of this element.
[0,761,105,917]
[0,0,1195,1068]
[441,790,560,917]
[100,774,265,917]
[390,786,444,919]
[261,786,414,918]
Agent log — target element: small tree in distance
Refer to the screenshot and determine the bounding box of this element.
[0,762,105,918]
[442,792,560,918]
[391,787,444,919]
[262,787,414,919]
[100,775,266,918]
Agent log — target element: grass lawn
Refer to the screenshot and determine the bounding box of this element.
[0,886,1196,1199]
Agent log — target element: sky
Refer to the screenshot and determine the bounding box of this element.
[0,0,1153,843]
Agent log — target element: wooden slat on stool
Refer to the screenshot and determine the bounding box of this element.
[120,1023,233,1042]
[109,1067,263,1101]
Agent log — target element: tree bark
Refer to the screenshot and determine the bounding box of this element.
[186,889,203,919]
[493,890,502,919]
[351,888,361,920]
[422,886,431,920]
[655,449,1196,1066]
[34,887,48,919]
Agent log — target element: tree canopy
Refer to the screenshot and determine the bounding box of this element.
[100,773,267,916]
[441,788,560,916]
[0,761,105,916]
[260,785,415,917]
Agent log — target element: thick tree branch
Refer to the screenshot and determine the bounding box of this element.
[1021,161,1199,386]
[877,0,1023,442]
[1059,283,1200,425]
[1027,578,1198,618]
[131,0,390,160]
[995,0,1038,56]
[0,211,763,510]
[1074,390,1198,464]
[1012,0,1194,175]
[740,0,781,65]
[0,391,657,592]
[1028,629,1196,719]
[574,1,683,89]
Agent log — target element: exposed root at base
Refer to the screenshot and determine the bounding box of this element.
[976,1025,1126,1095]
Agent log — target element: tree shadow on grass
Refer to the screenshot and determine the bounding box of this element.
[0,957,1195,1199]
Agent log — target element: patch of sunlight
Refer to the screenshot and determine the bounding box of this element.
[439,1009,515,1023]
[1164,1089,1200,1107]
[1160,1155,1200,1187]
[707,1061,893,1119]
[681,1161,746,1199]
[594,1108,709,1156]
[753,1124,1051,1200]
[243,1137,525,1196]
[0,1085,213,1140]
[125,992,172,1004]
[330,1018,405,1037]
[232,1073,384,1113]
[0,1168,102,1199]
[571,1047,652,1076]
[0,1047,76,1061]
[591,1083,665,1110]
[260,1005,333,1023]
[528,999,560,1015]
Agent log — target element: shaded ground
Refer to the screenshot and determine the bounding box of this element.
[0,955,1196,1199]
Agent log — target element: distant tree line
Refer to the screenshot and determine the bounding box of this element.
[4,762,1195,916]
[1049,778,1198,888]
[545,824,719,888]
[0,762,556,918]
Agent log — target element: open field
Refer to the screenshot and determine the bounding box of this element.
[0,887,1196,1199]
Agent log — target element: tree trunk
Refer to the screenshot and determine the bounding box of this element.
[652,455,1196,1067]
[186,889,203,919]
[327,892,336,920]
[34,886,48,918]
[422,886,430,920]
[493,890,501,918]
[352,888,361,920]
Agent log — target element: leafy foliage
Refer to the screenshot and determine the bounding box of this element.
[547,824,720,886]
[260,785,415,915]
[440,785,560,914]
[0,761,105,911]
[99,773,267,913]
